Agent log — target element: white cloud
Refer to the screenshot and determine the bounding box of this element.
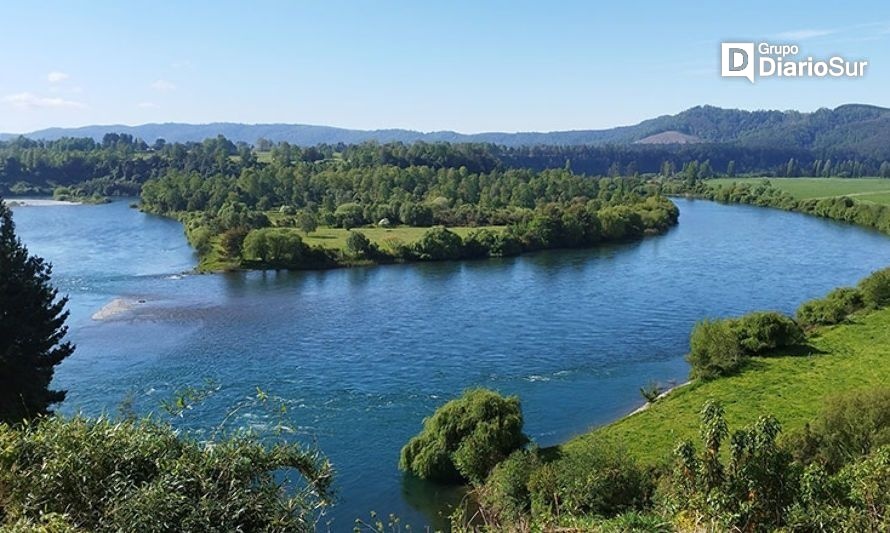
[772,28,838,41]
[171,60,192,70]
[47,71,69,83]
[151,79,176,92]
[3,92,85,110]
[137,101,160,109]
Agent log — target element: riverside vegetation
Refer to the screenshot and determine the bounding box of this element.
[0,198,333,532]
[400,265,890,532]
[5,134,890,530]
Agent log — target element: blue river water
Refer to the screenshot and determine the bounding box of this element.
[10,198,890,529]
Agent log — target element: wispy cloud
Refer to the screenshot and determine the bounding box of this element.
[3,92,86,110]
[171,60,192,70]
[137,101,160,109]
[47,71,69,83]
[772,28,839,41]
[151,79,176,92]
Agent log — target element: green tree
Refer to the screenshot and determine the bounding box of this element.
[345,230,375,258]
[414,226,464,261]
[399,388,527,483]
[296,210,318,234]
[0,199,73,423]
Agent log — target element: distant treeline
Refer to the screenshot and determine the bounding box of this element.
[667,178,890,235]
[3,134,890,199]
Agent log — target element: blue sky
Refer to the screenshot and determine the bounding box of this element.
[2,1,889,133]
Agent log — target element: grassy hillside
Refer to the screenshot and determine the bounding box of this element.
[708,177,890,203]
[564,306,890,464]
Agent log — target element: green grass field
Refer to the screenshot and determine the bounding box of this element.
[196,224,506,271]
[563,306,890,464]
[300,225,505,251]
[708,177,890,204]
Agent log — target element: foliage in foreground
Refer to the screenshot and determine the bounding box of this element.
[399,388,527,484]
[464,392,890,532]
[0,416,332,532]
[0,197,73,424]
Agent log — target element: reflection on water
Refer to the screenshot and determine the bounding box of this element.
[11,198,890,528]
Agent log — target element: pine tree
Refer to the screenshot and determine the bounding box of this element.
[0,198,73,423]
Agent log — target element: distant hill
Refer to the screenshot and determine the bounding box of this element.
[4,104,890,157]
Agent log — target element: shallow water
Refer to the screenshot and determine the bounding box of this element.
[11,198,890,528]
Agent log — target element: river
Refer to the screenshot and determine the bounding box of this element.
[11,198,890,529]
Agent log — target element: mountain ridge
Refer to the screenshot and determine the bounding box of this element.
[3,104,890,157]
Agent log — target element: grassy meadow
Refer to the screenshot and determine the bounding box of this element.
[197,224,506,271]
[564,305,890,464]
[708,177,890,204]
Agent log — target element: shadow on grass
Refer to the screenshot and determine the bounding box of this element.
[769,343,828,358]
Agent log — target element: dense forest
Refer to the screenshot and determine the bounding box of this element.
[3,133,890,202]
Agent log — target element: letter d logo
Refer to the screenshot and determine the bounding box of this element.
[721,42,755,83]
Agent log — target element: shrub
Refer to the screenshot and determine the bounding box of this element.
[462,228,498,259]
[687,311,804,379]
[413,226,464,261]
[527,438,652,518]
[479,449,541,523]
[667,401,797,532]
[399,388,526,484]
[858,267,890,308]
[796,287,864,328]
[784,387,890,472]
[0,416,332,532]
[730,311,804,355]
[687,319,746,380]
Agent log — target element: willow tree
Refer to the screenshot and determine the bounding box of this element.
[0,198,73,423]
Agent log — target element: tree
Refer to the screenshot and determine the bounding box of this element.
[400,388,527,483]
[345,230,374,258]
[296,210,318,234]
[414,226,463,260]
[0,198,73,423]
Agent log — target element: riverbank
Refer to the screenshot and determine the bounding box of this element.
[564,305,890,464]
[7,198,83,207]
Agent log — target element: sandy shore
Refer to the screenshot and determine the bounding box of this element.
[7,198,82,207]
[629,380,692,416]
[91,297,146,320]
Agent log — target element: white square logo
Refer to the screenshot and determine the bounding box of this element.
[721,42,755,83]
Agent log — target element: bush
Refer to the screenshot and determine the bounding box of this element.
[399,388,527,484]
[413,226,464,261]
[687,319,746,380]
[0,416,332,532]
[796,287,864,328]
[462,228,498,259]
[527,438,652,518]
[479,449,541,524]
[858,267,890,308]
[687,311,804,380]
[731,311,804,355]
[784,387,890,472]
